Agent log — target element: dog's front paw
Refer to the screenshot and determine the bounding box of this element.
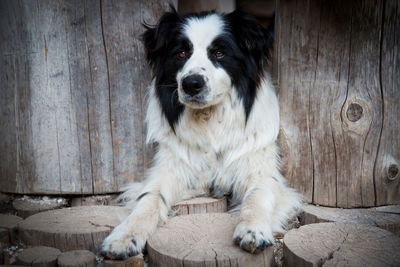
[233,223,274,253]
[101,224,147,260]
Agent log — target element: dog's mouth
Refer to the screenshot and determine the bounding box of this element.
[179,91,210,108]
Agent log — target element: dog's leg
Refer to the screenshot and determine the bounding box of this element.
[101,165,186,260]
[232,177,300,253]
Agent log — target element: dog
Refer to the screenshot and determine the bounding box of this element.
[101,8,301,260]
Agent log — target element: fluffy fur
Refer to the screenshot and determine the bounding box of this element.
[101,8,301,259]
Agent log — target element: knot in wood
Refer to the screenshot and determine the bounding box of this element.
[346,103,363,122]
[388,164,399,180]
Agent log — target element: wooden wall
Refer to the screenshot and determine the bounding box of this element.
[0,0,174,194]
[275,0,400,207]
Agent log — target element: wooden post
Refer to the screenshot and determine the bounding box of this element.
[0,0,175,194]
[274,0,400,207]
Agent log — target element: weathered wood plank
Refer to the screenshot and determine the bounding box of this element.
[0,0,174,194]
[275,0,398,207]
[178,0,235,13]
[374,0,400,205]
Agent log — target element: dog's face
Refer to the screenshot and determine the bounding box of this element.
[175,14,231,109]
[143,9,272,129]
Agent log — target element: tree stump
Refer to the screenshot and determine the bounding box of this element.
[18,206,130,253]
[171,197,227,215]
[102,255,143,267]
[12,196,67,218]
[300,204,400,236]
[57,250,96,267]
[0,214,23,244]
[16,246,61,267]
[147,213,273,267]
[0,228,9,245]
[283,222,400,266]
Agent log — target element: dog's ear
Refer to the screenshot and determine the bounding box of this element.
[225,10,272,72]
[142,7,182,71]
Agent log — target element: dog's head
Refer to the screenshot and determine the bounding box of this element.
[143,8,272,129]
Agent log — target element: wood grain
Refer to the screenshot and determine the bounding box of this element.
[16,246,61,267]
[18,206,130,253]
[147,213,273,267]
[171,197,228,215]
[283,222,400,267]
[0,0,174,194]
[57,250,96,267]
[300,204,400,236]
[0,214,23,244]
[102,255,143,267]
[274,0,399,207]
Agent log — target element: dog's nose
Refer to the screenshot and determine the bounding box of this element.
[182,75,205,96]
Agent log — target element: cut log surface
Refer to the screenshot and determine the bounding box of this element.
[16,246,61,267]
[147,213,273,267]
[13,196,67,218]
[301,204,400,236]
[18,206,130,252]
[284,222,400,267]
[171,197,227,215]
[57,250,96,267]
[0,214,23,244]
[102,254,143,267]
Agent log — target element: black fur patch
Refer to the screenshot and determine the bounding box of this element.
[136,192,149,201]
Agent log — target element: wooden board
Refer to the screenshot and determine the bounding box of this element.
[171,197,227,215]
[16,246,61,267]
[18,206,130,253]
[12,196,67,218]
[274,0,400,207]
[0,0,175,194]
[283,222,400,266]
[178,0,235,13]
[147,213,273,267]
[57,250,96,267]
[300,204,400,236]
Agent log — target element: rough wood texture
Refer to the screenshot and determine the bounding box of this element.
[18,206,130,253]
[274,0,400,207]
[0,228,8,245]
[16,246,61,267]
[147,213,273,267]
[171,197,227,216]
[283,222,400,266]
[300,204,400,236]
[178,0,235,13]
[57,250,96,267]
[71,195,118,207]
[102,255,143,267]
[13,196,67,218]
[0,0,175,194]
[0,214,23,244]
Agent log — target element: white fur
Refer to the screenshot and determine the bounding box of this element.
[102,14,302,259]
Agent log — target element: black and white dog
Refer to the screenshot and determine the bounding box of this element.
[101,8,301,259]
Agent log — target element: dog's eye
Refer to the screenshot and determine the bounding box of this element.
[215,51,224,58]
[178,51,187,59]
